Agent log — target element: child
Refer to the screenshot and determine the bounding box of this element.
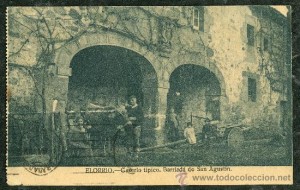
[184,122,197,145]
[67,116,93,165]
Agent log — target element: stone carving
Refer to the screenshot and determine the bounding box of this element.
[158,20,175,57]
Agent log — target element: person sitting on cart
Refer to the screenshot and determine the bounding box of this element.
[124,95,144,158]
[66,116,93,165]
[202,118,213,145]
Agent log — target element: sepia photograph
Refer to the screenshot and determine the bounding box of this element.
[6,6,293,185]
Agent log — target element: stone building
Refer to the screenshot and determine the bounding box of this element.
[7,6,291,145]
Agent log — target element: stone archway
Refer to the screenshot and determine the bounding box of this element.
[167,63,226,138]
[168,62,227,98]
[46,31,169,145]
[66,45,159,147]
[49,31,164,113]
[54,32,161,74]
[67,45,158,115]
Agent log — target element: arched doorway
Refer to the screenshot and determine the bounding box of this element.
[66,45,158,147]
[168,64,221,134]
[67,45,158,114]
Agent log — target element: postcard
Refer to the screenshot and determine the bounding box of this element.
[6,6,293,186]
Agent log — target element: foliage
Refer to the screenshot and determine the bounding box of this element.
[8,7,210,111]
[255,11,289,93]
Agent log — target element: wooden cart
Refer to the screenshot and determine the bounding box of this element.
[65,107,128,165]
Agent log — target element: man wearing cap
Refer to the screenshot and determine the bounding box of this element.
[125,95,144,158]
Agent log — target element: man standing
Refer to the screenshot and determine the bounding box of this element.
[202,118,212,145]
[167,108,180,141]
[125,95,144,158]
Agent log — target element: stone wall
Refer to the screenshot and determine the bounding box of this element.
[8,65,39,113]
[7,6,290,144]
[203,6,288,130]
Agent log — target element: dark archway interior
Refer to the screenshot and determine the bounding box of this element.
[168,64,221,132]
[68,46,157,112]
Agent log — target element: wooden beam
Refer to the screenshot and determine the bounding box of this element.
[140,139,187,152]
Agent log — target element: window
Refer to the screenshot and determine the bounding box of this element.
[193,8,199,29]
[247,24,255,46]
[248,78,257,102]
[193,7,204,31]
[263,37,269,51]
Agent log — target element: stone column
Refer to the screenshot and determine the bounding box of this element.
[142,87,156,114]
[154,80,169,145]
[45,66,71,163]
[219,89,229,125]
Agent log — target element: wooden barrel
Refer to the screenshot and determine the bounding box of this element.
[82,109,127,137]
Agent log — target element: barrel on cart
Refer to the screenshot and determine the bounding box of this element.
[221,124,245,149]
[84,108,126,135]
[218,124,273,149]
[189,115,246,148]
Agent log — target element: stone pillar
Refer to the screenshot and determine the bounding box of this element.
[219,89,228,125]
[45,66,71,163]
[142,87,156,114]
[154,81,169,145]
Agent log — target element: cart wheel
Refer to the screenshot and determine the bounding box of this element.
[227,127,244,149]
[112,129,131,166]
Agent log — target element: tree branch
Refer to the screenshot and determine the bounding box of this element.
[23,67,43,100]
[42,16,54,39]
[9,32,33,58]
[10,16,35,33]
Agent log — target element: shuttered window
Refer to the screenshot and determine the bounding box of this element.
[193,7,204,32]
[248,78,257,102]
[247,24,255,46]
